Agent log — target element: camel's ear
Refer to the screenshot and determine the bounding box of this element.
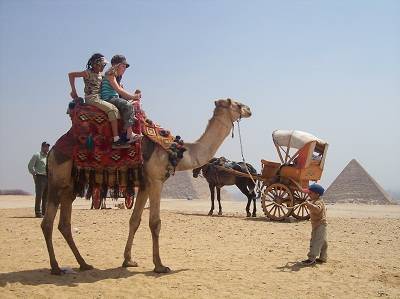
[214,100,218,107]
[227,98,232,105]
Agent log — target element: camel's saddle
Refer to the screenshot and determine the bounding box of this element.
[53,99,185,198]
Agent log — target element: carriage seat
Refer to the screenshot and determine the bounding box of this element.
[261,159,281,178]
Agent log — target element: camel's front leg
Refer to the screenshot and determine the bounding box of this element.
[148,179,170,273]
[58,200,93,271]
[41,199,61,275]
[122,188,148,267]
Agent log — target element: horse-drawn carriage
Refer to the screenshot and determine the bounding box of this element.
[215,130,328,221]
[258,130,328,220]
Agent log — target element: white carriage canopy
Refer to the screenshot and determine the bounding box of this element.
[272,130,329,167]
[272,130,327,149]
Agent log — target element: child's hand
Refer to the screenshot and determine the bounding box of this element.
[70,90,79,100]
[132,93,141,101]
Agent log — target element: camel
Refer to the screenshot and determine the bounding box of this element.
[193,158,258,217]
[41,98,251,274]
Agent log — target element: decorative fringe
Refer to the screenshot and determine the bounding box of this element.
[85,169,95,199]
[73,166,144,199]
[112,169,120,199]
[101,169,108,198]
[73,168,86,198]
[166,135,187,178]
[126,168,135,198]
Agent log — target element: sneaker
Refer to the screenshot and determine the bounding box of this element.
[112,139,130,149]
[316,258,326,263]
[301,259,316,266]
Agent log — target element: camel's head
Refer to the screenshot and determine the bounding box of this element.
[214,98,251,121]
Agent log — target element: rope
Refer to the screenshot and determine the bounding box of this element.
[235,120,305,211]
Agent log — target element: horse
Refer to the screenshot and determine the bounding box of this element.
[193,157,258,217]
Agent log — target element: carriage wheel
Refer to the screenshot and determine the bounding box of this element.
[92,187,102,210]
[261,183,294,221]
[125,193,134,209]
[291,190,311,220]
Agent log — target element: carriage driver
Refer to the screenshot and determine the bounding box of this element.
[301,183,328,266]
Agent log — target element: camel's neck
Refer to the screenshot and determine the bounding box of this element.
[176,107,233,171]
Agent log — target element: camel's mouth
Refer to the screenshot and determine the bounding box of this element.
[240,106,251,118]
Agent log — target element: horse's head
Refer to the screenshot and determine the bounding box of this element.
[214,98,251,122]
[192,167,202,178]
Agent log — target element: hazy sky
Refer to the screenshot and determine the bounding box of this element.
[0,0,399,194]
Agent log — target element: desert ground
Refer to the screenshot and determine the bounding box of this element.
[0,195,399,298]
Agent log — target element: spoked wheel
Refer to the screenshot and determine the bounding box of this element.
[291,190,311,220]
[125,193,134,209]
[261,183,294,221]
[92,187,102,210]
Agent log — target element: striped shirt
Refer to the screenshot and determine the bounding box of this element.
[100,66,119,100]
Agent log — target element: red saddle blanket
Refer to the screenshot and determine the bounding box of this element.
[71,104,142,169]
[53,101,184,196]
[54,102,179,163]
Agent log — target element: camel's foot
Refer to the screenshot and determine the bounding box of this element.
[218,211,222,216]
[80,263,94,271]
[50,267,63,275]
[122,259,138,268]
[208,211,213,216]
[154,265,171,273]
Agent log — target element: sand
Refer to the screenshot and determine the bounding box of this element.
[0,195,399,298]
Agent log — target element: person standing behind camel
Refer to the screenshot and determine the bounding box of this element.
[68,53,127,148]
[100,55,141,144]
[301,183,328,266]
[28,142,50,218]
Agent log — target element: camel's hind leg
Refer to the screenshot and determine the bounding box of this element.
[123,188,149,267]
[41,199,61,275]
[58,199,93,271]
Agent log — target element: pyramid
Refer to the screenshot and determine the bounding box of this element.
[161,170,232,200]
[324,159,394,204]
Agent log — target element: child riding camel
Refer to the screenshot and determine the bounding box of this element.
[68,53,125,148]
[100,55,141,146]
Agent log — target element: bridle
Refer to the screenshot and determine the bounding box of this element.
[215,100,244,138]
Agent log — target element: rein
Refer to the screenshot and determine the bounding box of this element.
[235,121,305,211]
